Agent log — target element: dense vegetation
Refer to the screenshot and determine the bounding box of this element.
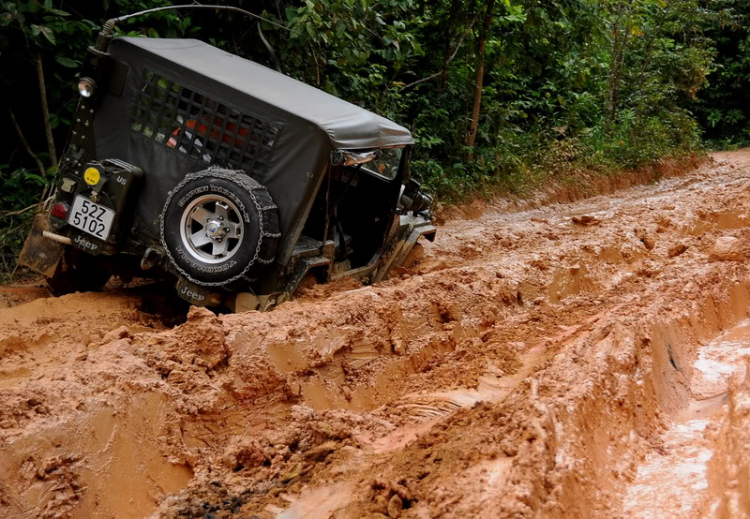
[0,0,746,277]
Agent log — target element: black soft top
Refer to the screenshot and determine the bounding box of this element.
[95,37,413,264]
[117,37,414,150]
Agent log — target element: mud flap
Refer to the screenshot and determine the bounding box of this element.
[17,214,65,277]
[175,277,223,307]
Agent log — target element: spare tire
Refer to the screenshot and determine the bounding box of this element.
[160,168,280,287]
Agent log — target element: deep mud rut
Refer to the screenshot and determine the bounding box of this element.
[4,152,750,518]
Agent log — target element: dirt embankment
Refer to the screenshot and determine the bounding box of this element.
[3,151,750,518]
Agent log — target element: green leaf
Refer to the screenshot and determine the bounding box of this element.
[55,56,79,68]
[31,24,56,45]
[45,8,70,16]
[25,174,46,185]
[5,3,24,24]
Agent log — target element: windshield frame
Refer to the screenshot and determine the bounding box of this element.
[360,146,406,182]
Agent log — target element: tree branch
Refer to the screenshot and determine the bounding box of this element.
[36,52,58,167]
[0,203,39,219]
[8,106,47,178]
[399,12,480,92]
[309,43,321,86]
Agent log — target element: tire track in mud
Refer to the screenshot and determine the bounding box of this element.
[3,153,750,518]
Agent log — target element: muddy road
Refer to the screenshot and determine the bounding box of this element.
[3,151,750,518]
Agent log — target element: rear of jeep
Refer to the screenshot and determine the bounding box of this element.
[19,36,435,310]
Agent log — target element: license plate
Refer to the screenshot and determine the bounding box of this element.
[68,195,115,240]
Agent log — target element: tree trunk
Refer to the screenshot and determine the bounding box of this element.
[36,53,57,168]
[494,118,501,175]
[605,4,633,131]
[610,31,629,122]
[465,0,495,161]
[605,16,622,128]
[631,32,656,145]
[439,0,460,89]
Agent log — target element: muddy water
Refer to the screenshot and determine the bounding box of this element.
[623,321,750,518]
[5,152,750,518]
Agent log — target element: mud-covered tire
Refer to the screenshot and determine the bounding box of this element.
[46,247,111,295]
[160,169,280,287]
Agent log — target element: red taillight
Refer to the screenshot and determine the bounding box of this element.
[50,202,69,220]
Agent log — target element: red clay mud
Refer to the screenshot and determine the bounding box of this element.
[3,151,750,518]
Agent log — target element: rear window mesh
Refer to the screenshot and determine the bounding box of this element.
[130,69,281,176]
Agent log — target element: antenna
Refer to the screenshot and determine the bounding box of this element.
[95,3,288,71]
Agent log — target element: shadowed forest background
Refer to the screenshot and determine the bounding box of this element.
[1,0,750,276]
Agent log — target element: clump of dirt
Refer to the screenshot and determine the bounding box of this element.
[5,151,750,518]
[0,284,50,308]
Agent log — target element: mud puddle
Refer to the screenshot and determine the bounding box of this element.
[623,321,750,518]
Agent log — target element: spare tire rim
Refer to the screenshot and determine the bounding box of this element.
[179,194,244,264]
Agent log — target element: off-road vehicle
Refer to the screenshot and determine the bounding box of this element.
[19,9,435,311]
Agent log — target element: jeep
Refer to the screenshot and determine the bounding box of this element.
[18,10,435,312]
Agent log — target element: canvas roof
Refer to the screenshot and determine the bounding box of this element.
[116,37,414,150]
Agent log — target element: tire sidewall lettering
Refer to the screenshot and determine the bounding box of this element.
[178,186,209,208]
[209,184,250,223]
[175,244,237,273]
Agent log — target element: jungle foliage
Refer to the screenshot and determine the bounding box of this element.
[0,0,745,276]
